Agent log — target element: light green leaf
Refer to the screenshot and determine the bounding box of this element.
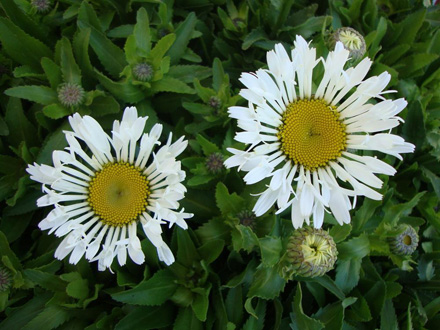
[151,77,194,94]
[59,37,82,85]
[90,95,120,117]
[134,8,151,57]
[215,182,244,215]
[41,58,62,90]
[150,34,176,67]
[168,65,211,83]
[23,269,67,292]
[66,278,89,300]
[95,70,144,102]
[42,104,71,120]
[5,86,58,106]
[191,284,211,322]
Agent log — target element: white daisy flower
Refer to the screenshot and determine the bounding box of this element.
[225,35,414,229]
[27,107,192,271]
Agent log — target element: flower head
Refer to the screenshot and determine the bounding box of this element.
[284,227,337,278]
[331,27,366,60]
[133,63,154,82]
[205,152,224,174]
[27,107,192,271]
[225,36,414,229]
[236,210,256,228]
[57,83,85,107]
[388,225,419,256]
[31,0,51,12]
[0,267,12,291]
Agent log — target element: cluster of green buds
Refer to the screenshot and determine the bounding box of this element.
[387,224,419,256]
[284,227,338,278]
[205,152,225,175]
[57,83,85,107]
[329,27,366,60]
[31,0,51,13]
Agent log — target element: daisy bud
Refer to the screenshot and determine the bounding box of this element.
[285,227,337,278]
[236,210,256,228]
[331,27,366,60]
[31,0,51,13]
[208,96,222,113]
[0,267,12,291]
[133,63,154,82]
[57,83,85,107]
[388,225,419,256]
[206,152,224,174]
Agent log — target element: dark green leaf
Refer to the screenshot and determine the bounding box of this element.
[259,236,282,267]
[337,234,370,260]
[215,182,244,215]
[248,266,286,299]
[173,307,203,330]
[168,13,197,64]
[42,104,71,119]
[59,37,82,85]
[112,269,177,306]
[335,259,362,294]
[115,304,175,330]
[290,283,324,330]
[23,269,67,292]
[197,239,224,264]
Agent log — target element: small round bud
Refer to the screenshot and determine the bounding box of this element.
[0,267,11,291]
[133,63,154,82]
[57,83,85,107]
[388,225,419,256]
[205,152,224,174]
[237,210,256,228]
[31,0,51,13]
[331,27,366,60]
[208,96,222,113]
[285,227,337,278]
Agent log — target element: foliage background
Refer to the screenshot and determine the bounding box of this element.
[1,0,440,329]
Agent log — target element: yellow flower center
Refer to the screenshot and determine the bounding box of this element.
[88,162,150,227]
[277,99,346,171]
[339,30,363,50]
[301,234,334,266]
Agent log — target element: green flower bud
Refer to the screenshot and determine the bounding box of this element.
[57,83,85,107]
[205,152,224,174]
[285,227,337,278]
[208,96,222,113]
[331,27,366,60]
[132,63,154,82]
[388,225,419,256]
[31,0,51,13]
[236,210,256,228]
[0,266,11,291]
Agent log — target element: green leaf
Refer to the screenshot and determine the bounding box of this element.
[22,305,70,330]
[0,293,51,329]
[78,2,127,77]
[41,58,62,90]
[312,275,346,300]
[0,17,52,70]
[231,225,259,253]
[0,231,21,270]
[380,299,398,330]
[243,299,266,330]
[59,37,82,85]
[183,102,212,115]
[242,27,267,50]
[290,283,324,330]
[23,269,67,292]
[90,95,120,117]
[36,121,70,165]
[396,53,439,78]
[95,70,144,102]
[212,58,225,92]
[197,134,220,155]
[248,266,286,299]
[150,34,176,67]
[176,228,200,267]
[195,217,230,243]
[335,259,362,294]
[337,234,370,260]
[5,86,58,106]
[259,236,282,267]
[197,239,224,264]
[226,287,244,325]
[66,278,89,300]
[173,307,203,330]
[168,65,211,84]
[115,304,175,330]
[393,9,426,46]
[151,77,194,94]
[73,27,95,79]
[191,284,211,322]
[112,269,177,306]
[168,12,197,65]
[329,224,352,243]
[134,8,151,57]
[4,98,37,148]
[215,182,244,215]
[42,104,71,120]
[402,100,425,150]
